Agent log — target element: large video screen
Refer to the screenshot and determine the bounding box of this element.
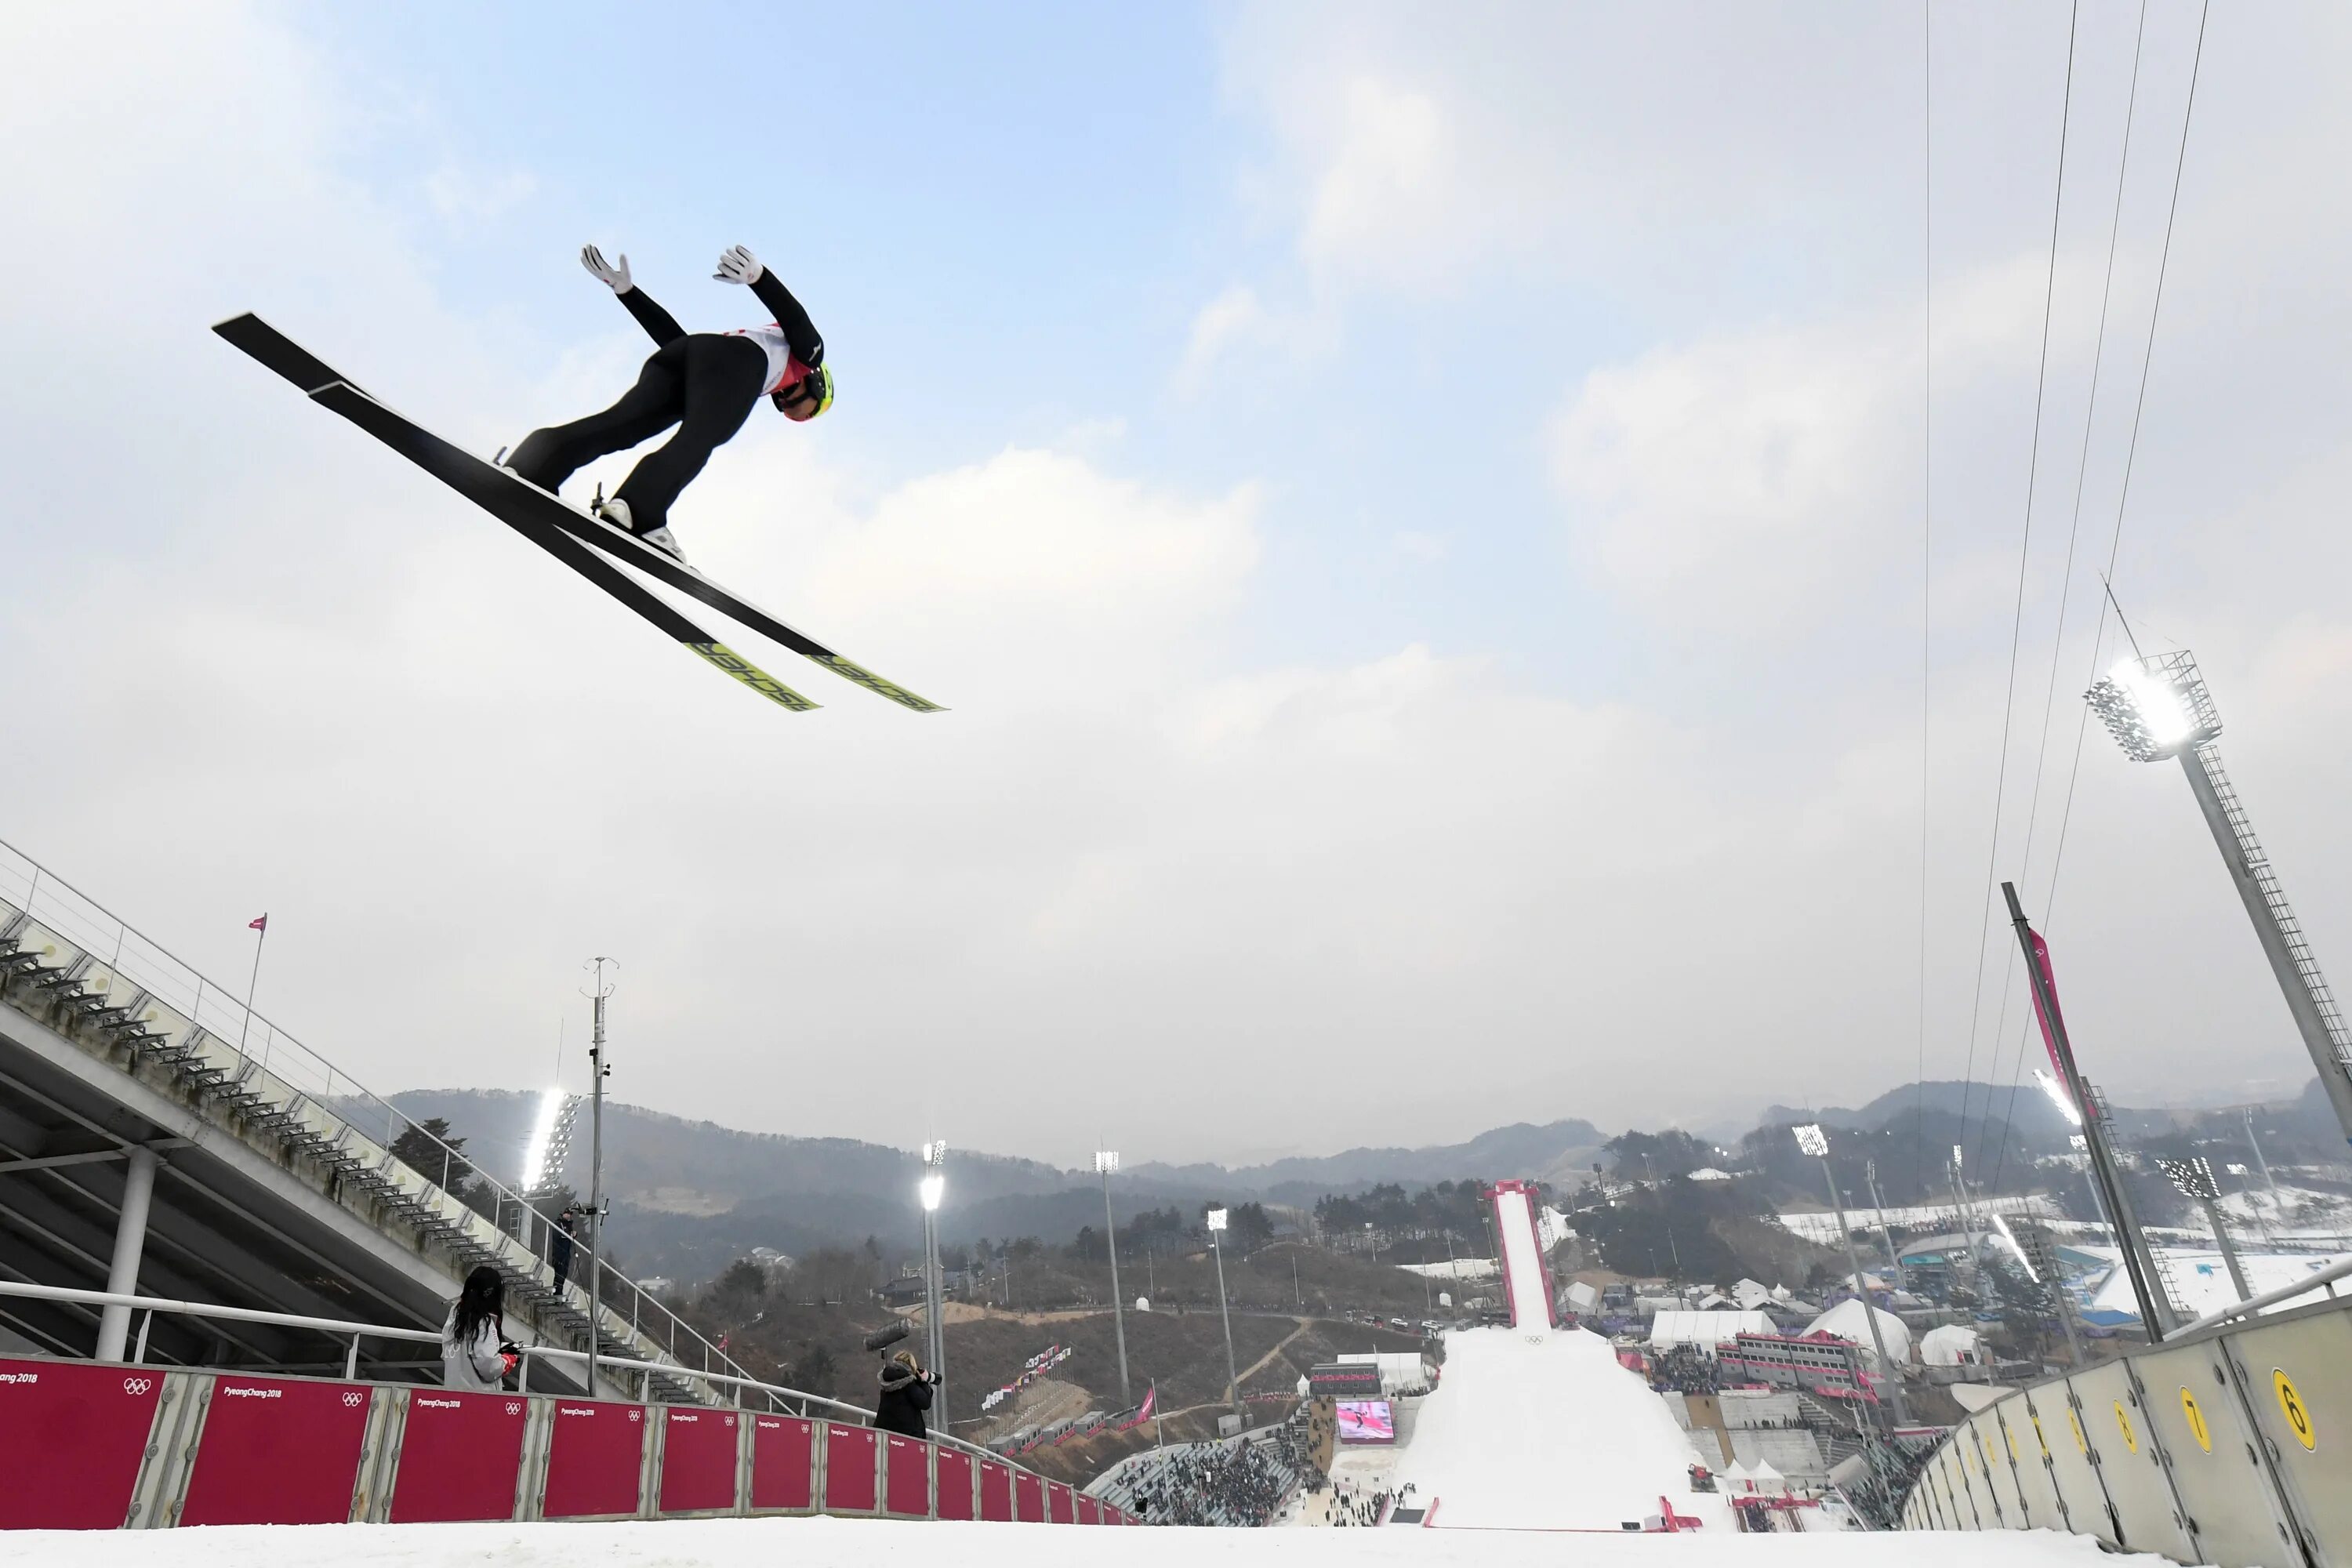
[1334,1399,1396,1445]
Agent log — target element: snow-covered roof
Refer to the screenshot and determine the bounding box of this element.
[1647,1309,1779,1349]
[1688,1167,1733,1181]
[1803,1298,1913,1363]
[1918,1325,1983,1367]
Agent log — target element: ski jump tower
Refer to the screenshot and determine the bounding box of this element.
[1486,1180,1559,1330]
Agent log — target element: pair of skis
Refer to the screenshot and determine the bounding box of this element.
[212,312,941,714]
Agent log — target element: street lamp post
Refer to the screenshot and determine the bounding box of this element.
[1095,1151,1131,1408]
[920,1143,947,1433]
[2089,650,2352,1146]
[1794,1125,1911,1427]
[1207,1207,1241,1426]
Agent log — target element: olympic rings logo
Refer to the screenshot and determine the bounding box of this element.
[506,1402,524,1415]
[628,1409,642,1422]
[343,1392,365,1407]
[122,1377,154,1396]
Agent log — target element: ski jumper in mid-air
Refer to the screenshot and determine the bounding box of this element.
[505,244,834,562]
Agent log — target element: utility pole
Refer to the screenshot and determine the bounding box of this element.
[1096,1151,1131,1407]
[583,957,614,1397]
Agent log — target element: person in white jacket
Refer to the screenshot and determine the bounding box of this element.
[441,1265,517,1392]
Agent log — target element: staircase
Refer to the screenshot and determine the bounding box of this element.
[0,852,726,1407]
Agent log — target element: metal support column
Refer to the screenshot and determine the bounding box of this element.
[95,1146,159,1362]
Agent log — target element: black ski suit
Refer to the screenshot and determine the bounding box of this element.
[507,273,824,532]
[873,1361,935,1439]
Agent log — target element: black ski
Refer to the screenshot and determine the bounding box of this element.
[214,313,943,714]
[213,311,818,712]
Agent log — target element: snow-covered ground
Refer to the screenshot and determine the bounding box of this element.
[1776,1196,2059,1243]
[1396,1258,1499,1280]
[2217,1183,2352,1242]
[1492,1186,1549,1330]
[1387,1323,1729,1530]
[1,1513,2181,1564]
[2074,1243,2352,1321]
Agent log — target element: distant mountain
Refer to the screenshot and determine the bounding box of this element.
[1131,1119,1610,1202]
[381,1090,1611,1280]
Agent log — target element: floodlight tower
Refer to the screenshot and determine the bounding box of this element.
[1095,1151,1131,1407]
[1793,1125,1910,1426]
[1206,1208,1242,1425]
[2158,1156,2252,1303]
[2088,650,2352,1146]
[919,1142,948,1429]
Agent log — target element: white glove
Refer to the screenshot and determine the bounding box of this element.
[580,245,631,292]
[713,245,764,286]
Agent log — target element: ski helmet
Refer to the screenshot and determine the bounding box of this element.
[775,362,836,419]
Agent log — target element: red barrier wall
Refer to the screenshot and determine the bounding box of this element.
[1015,1470,1045,1522]
[0,1359,162,1529]
[978,1459,1014,1522]
[180,1375,369,1526]
[658,1406,739,1515]
[1079,1494,1102,1525]
[937,1447,975,1521]
[542,1399,648,1519]
[750,1415,815,1512]
[883,1433,930,1516]
[1048,1479,1075,1523]
[822,1424,879,1513]
[390,1390,528,1523]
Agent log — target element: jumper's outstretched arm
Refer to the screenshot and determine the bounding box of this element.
[580,244,685,347]
[715,244,824,367]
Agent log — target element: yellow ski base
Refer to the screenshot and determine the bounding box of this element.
[812,655,946,713]
[691,643,820,712]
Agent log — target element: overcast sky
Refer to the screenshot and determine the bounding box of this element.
[5,2,2349,1169]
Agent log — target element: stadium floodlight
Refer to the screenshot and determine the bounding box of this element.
[1987,1214,2039,1284]
[919,1173,945,1211]
[921,1141,947,1169]
[1094,1149,1131,1404]
[1791,1123,1908,1425]
[2156,1155,2252,1304]
[2032,1069,2085,1128]
[2156,1156,2220,1203]
[2088,654,2216,762]
[520,1087,578,1193]
[2087,648,2352,1145]
[1204,1207,1240,1422]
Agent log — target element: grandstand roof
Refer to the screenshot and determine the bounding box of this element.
[1803,1299,1912,1363]
[1647,1309,1778,1349]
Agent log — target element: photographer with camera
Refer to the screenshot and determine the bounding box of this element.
[873,1347,939,1439]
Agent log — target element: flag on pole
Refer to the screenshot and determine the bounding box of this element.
[2024,924,2077,1110]
[249,914,268,932]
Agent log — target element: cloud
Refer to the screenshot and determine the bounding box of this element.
[424,164,538,227]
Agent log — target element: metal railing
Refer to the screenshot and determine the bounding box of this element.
[0,1279,1011,1469]
[0,833,748,1398]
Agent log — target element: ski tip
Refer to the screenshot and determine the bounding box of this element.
[693,644,820,712]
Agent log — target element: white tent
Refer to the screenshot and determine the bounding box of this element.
[1748,1458,1788,1497]
[1804,1298,1913,1365]
[1919,1324,1985,1367]
[1646,1309,1778,1350]
[1732,1278,1775,1310]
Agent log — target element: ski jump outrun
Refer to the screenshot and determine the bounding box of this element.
[214,243,942,714]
